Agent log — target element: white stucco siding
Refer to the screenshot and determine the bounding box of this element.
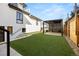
[40,21,49,31]
[25,20,41,33]
[24,14,42,33]
[10,24,24,41]
[26,25,41,33]
[0,3,25,41]
[0,3,42,41]
[0,3,16,26]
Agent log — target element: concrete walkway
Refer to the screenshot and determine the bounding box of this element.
[0,43,21,56]
[45,32,62,36]
[11,32,40,41]
[64,35,79,56]
[0,33,32,56]
[0,32,39,56]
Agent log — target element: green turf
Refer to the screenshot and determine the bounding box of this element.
[11,33,76,56]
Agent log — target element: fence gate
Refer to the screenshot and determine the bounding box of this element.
[0,27,10,56]
[0,26,5,42]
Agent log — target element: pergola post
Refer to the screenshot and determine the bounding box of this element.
[61,20,63,36]
[43,21,44,34]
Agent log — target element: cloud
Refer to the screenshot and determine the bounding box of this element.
[41,5,67,20]
[27,3,73,20]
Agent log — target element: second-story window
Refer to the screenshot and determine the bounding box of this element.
[16,11,23,24]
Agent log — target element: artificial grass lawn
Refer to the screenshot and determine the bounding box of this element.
[11,33,75,56]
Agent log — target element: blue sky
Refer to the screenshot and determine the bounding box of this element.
[27,3,74,21]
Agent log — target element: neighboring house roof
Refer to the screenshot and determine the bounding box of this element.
[29,15,42,21]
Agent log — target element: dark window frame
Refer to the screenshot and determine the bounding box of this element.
[16,11,23,24]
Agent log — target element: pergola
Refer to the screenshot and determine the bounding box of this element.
[43,19,63,36]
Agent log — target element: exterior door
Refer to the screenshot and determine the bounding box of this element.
[0,26,5,42]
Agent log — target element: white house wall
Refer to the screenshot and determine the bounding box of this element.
[0,3,43,42]
[0,3,25,41]
[41,21,49,31]
[24,14,42,33]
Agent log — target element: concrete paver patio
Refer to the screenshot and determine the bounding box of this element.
[45,32,62,36]
[0,32,37,56]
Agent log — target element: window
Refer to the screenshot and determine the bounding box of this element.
[7,26,13,34]
[22,28,26,32]
[36,20,38,25]
[0,26,5,42]
[16,11,23,24]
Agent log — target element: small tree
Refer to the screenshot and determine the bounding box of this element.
[70,11,75,17]
[23,3,27,9]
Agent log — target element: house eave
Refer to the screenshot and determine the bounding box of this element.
[8,3,30,15]
[29,15,42,21]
